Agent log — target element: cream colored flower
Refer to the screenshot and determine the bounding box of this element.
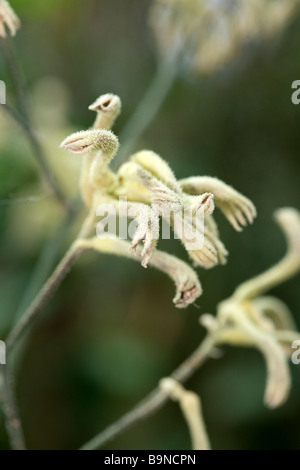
[120,155,255,268]
[76,237,202,308]
[89,93,121,130]
[201,208,300,408]
[60,129,119,157]
[60,92,256,299]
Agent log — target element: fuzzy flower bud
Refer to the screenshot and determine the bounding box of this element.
[89,93,121,130]
[60,129,119,156]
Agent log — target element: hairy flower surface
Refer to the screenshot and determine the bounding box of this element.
[60,93,256,304]
[118,155,255,268]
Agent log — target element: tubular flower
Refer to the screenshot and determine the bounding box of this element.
[200,208,300,408]
[60,93,256,305]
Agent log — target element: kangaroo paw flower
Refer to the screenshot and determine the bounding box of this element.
[60,129,119,156]
[180,176,256,232]
[76,237,202,308]
[89,93,121,130]
[129,204,160,268]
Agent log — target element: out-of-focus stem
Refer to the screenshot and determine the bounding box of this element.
[6,210,95,352]
[6,245,86,352]
[0,38,72,215]
[117,60,177,164]
[160,378,211,450]
[233,208,300,301]
[2,210,95,449]
[0,367,25,450]
[80,335,216,450]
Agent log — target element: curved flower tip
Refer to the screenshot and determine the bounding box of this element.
[179,176,257,232]
[0,0,20,38]
[149,249,202,308]
[89,93,121,131]
[254,296,297,331]
[274,207,300,261]
[194,192,215,215]
[60,129,119,155]
[89,93,121,115]
[76,237,202,309]
[172,278,202,309]
[264,347,291,409]
[232,206,300,302]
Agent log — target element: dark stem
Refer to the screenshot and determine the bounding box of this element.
[2,211,95,449]
[80,335,215,450]
[1,245,85,450]
[6,245,86,353]
[117,60,177,164]
[0,367,25,450]
[0,38,72,215]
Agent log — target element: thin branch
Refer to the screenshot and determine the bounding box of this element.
[0,367,25,450]
[2,210,95,449]
[0,38,72,215]
[8,247,83,352]
[0,36,29,120]
[117,60,177,164]
[0,194,47,206]
[6,210,95,353]
[0,36,78,447]
[2,104,73,215]
[13,215,74,323]
[80,334,216,450]
[160,378,211,450]
[2,245,86,450]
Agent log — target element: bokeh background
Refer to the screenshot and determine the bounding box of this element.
[0,0,300,450]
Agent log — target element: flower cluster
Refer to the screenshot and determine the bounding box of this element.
[61,93,256,307]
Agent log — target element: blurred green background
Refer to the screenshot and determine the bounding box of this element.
[0,0,300,450]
